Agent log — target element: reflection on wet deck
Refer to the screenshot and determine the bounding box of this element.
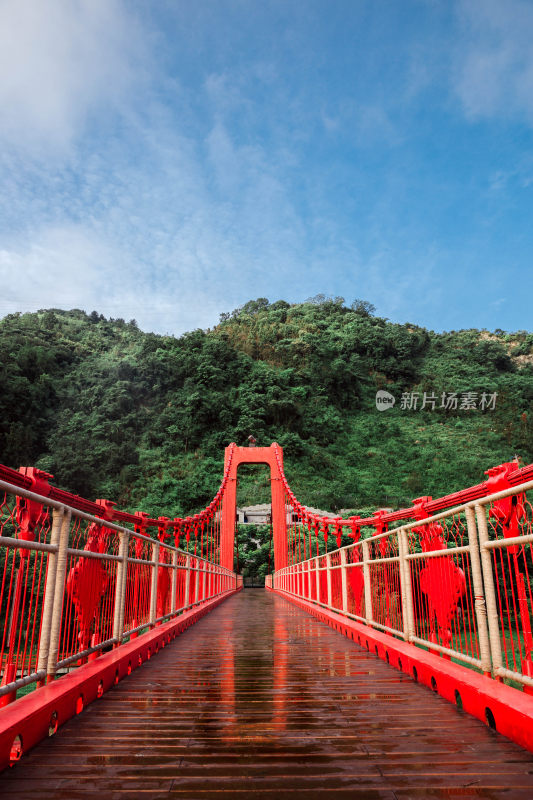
[2,590,533,798]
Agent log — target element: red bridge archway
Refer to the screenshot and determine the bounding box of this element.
[220,443,288,571]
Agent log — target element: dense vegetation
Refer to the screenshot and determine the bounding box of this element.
[1,298,532,573]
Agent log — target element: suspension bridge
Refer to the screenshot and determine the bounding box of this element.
[1,443,533,797]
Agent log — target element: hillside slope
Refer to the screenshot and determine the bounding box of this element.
[1,298,532,518]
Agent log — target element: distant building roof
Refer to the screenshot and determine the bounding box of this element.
[237,503,337,519]
[302,505,337,519]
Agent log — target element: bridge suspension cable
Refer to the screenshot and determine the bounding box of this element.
[272,442,533,565]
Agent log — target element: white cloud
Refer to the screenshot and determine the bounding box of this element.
[0,224,125,310]
[0,107,311,336]
[0,0,319,336]
[7,2,526,337]
[0,0,145,153]
[0,221,233,333]
[454,0,533,122]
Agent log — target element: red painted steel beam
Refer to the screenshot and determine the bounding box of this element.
[0,465,31,491]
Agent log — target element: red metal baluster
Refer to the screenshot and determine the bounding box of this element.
[486,464,531,686]
[334,517,342,550]
[412,497,466,654]
[0,469,51,707]
[131,512,149,639]
[347,517,364,616]
[156,517,171,622]
[65,515,112,663]
[375,510,391,629]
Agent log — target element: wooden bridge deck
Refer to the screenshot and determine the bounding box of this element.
[2,590,533,799]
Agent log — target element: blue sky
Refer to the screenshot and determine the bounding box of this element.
[1,0,532,335]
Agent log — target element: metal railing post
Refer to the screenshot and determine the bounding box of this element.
[315,557,320,601]
[398,528,415,641]
[112,530,129,644]
[37,507,64,676]
[475,503,503,674]
[340,548,348,614]
[204,562,210,601]
[326,554,332,607]
[194,557,200,603]
[170,549,178,612]
[362,539,373,624]
[465,505,492,675]
[46,509,72,679]
[149,541,160,626]
[183,555,191,610]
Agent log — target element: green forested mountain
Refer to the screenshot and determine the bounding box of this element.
[1,298,532,521]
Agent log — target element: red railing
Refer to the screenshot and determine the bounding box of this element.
[272,448,533,692]
[0,446,238,709]
[0,442,237,558]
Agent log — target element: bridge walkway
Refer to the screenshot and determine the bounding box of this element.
[2,590,533,799]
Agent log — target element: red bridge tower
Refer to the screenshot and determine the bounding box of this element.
[220,443,288,572]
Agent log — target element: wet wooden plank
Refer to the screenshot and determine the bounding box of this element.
[2,589,533,798]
